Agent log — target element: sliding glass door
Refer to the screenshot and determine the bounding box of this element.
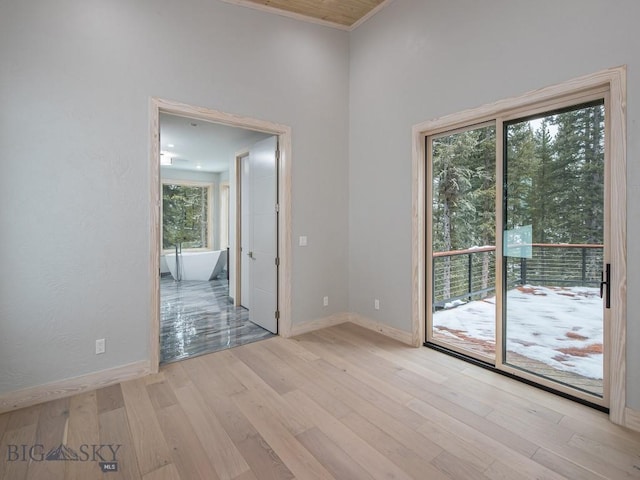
[427,98,608,405]
[503,102,605,398]
[429,123,497,363]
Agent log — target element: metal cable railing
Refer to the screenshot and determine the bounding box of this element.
[432,244,603,309]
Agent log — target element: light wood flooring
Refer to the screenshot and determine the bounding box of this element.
[1,323,639,479]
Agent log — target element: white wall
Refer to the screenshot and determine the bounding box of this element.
[0,0,349,395]
[348,0,640,408]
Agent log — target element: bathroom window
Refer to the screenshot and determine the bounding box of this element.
[162,181,214,251]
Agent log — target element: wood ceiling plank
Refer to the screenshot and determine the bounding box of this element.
[242,0,386,26]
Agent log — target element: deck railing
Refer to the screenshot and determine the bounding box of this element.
[432,244,603,309]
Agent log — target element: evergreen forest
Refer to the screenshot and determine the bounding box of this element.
[431,102,605,303]
[162,183,210,250]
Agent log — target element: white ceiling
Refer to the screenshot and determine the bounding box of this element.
[159,113,270,173]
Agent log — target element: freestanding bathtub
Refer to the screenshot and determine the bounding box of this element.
[165,250,227,281]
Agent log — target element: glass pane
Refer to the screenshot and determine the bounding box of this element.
[163,184,210,249]
[431,124,496,360]
[503,102,605,396]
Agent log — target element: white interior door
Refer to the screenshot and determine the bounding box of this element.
[247,136,278,333]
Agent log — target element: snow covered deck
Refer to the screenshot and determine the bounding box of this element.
[433,285,603,396]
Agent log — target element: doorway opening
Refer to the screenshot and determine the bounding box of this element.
[149,99,292,368]
[412,67,627,421]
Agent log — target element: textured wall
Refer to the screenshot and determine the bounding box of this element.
[348,0,640,408]
[0,0,349,394]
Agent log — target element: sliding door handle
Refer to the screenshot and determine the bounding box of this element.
[600,263,611,309]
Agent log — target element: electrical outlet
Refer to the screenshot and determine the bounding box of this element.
[374,299,380,310]
[299,236,308,247]
[95,338,106,355]
[323,296,329,307]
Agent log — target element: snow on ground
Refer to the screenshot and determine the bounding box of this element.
[433,285,603,379]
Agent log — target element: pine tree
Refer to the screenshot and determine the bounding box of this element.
[531,119,554,243]
[162,184,208,249]
[505,121,538,231]
[466,127,495,292]
[432,126,495,300]
[431,102,605,302]
[549,103,604,244]
[432,133,474,298]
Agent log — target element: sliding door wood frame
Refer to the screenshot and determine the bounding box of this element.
[149,98,293,371]
[411,66,627,424]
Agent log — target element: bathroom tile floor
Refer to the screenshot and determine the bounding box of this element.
[160,275,274,364]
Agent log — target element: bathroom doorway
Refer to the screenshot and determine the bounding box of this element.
[149,99,293,368]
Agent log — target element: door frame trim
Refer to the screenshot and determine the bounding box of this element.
[411,66,627,424]
[149,97,293,369]
[234,149,250,308]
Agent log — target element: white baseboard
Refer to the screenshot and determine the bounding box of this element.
[285,312,416,347]
[286,312,350,337]
[0,360,150,414]
[625,406,640,433]
[348,314,416,346]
